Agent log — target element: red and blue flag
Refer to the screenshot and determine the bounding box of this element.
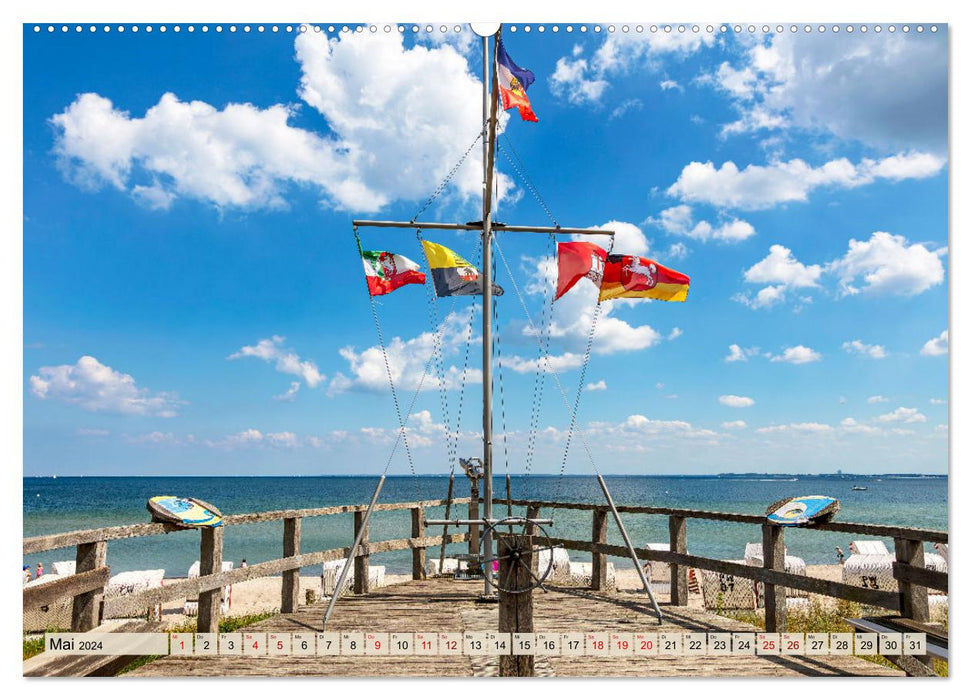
[496,39,538,122]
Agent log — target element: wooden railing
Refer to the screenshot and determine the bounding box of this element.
[23,497,471,633]
[510,499,948,632]
[23,495,947,635]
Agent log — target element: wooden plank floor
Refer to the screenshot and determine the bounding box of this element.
[130,578,901,677]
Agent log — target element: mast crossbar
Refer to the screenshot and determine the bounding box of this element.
[352,219,615,236]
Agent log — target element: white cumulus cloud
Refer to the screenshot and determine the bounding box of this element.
[842,340,888,359]
[735,244,821,308]
[867,395,890,404]
[51,31,511,213]
[828,232,946,297]
[920,330,948,356]
[769,345,821,364]
[550,32,716,106]
[329,311,483,394]
[877,407,927,424]
[229,336,325,389]
[30,356,184,417]
[666,154,945,211]
[709,31,947,153]
[649,205,755,243]
[719,394,755,408]
[725,344,760,362]
[757,422,832,434]
[586,380,607,392]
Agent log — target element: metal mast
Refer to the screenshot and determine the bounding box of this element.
[479,27,500,599]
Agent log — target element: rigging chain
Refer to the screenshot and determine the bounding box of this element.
[415,230,481,480]
[410,125,486,223]
[497,134,559,228]
[492,233,617,514]
[354,226,421,501]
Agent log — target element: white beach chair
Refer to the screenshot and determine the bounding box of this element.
[321,559,386,596]
[643,543,701,595]
[537,546,570,582]
[567,561,616,590]
[52,561,76,576]
[105,569,165,620]
[426,557,459,576]
[744,542,808,598]
[699,561,758,610]
[184,561,233,615]
[849,540,891,556]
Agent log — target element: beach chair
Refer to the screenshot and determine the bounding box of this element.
[184,561,233,616]
[52,561,76,576]
[427,557,459,576]
[699,561,757,610]
[567,561,616,590]
[849,540,891,556]
[321,559,386,596]
[744,543,807,599]
[537,545,571,582]
[744,543,807,592]
[642,543,700,594]
[104,569,165,620]
[844,542,947,595]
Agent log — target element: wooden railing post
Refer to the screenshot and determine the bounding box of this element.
[762,523,786,632]
[71,540,107,632]
[894,538,929,622]
[591,507,608,591]
[498,534,534,677]
[197,527,224,633]
[411,506,426,580]
[525,505,540,536]
[281,517,301,613]
[353,511,370,594]
[669,516,688,606]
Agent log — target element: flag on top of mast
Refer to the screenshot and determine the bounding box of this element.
[496,38,538,122]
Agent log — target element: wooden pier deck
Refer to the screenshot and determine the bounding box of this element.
[129,578,901,678]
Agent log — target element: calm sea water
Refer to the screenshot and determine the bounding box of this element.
[23,475,947,576]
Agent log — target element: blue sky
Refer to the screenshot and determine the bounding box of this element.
[22,23,949,476]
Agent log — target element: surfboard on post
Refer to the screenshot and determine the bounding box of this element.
[147,496,223,528]
[765,495,840,527]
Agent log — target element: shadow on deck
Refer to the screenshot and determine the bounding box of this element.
[129,578,901,678]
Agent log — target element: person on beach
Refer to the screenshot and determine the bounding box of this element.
[241,559,247,568]
[35,563,43,579]
[836,547,845,565]
[23,565,31,584]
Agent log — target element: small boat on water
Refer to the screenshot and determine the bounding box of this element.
[851,485,868,491]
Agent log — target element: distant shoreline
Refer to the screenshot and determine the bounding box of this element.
[22,472,949,479]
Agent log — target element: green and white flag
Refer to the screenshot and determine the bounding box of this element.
[361,250,427,296]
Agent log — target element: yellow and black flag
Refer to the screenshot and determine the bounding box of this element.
[421,240,504,297]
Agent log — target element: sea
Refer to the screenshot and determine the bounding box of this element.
[23,474,948,577]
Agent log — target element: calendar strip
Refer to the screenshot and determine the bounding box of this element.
[43,632,928,657]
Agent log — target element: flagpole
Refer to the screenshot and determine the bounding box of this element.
[480,27,496,599]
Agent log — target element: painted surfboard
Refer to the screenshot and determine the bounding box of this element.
[147,496,223,528]
[765,495,840,527]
